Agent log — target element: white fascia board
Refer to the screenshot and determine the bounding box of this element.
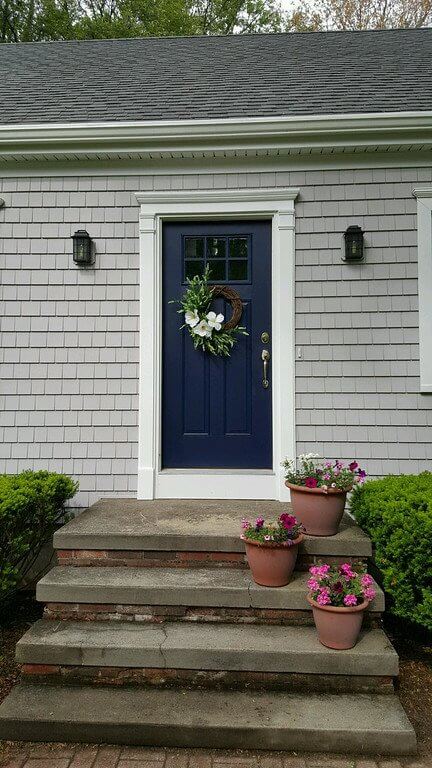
[1,110,432,157]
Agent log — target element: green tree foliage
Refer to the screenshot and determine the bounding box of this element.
[350,473,432,632]
[0,470,78,605]
[2,0,431,42]
[0,0,284,41]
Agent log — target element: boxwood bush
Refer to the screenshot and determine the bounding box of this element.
[350,473,432,632]
[0,470,78,605]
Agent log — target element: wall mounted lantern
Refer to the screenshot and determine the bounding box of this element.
[343,225,364,262]
[72,230,94,266]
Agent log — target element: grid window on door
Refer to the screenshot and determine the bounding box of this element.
[183,235,250,283]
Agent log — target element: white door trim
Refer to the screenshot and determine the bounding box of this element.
[413,188,432,393]
[135,187,300,500]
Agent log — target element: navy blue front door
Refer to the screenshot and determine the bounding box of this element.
[162,220,272,470]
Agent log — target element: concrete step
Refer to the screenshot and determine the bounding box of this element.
[17,619,398,678]
[37,566,385,613]
[54,499,372,561]
[0,684,416,754]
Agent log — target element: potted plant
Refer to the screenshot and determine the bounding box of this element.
[307,562,376,649]
[283,454,366,536]
[241,513,304,587]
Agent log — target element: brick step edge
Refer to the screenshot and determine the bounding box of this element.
[56,550,367,570]
[43,602,383,625]
[0,685,416,754]
[20,664,394,694]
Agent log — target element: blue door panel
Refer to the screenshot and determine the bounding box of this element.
[162,220,272,469]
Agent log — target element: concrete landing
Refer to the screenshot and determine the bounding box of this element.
[36,566,385,612]
[17,620,398,676]
[0,685,416,753]
[55,498,371,556]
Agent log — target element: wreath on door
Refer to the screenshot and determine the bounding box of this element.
[173,265,248,356]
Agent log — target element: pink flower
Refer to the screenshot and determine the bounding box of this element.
[339,563,356,580]
[241,518,250,530]
[361,574,373,588]
[323,473,331,480]
[255,516,265,529]
[305,477,318,488]
[363,587,376,602]
[325,461,333,468]
[264,534,272,541]
[343,594,358,607]
[316,591,331,606]
[279,513,297,530]
[349,461,358,471]
[307,578,320,591]
[309,564,331,578]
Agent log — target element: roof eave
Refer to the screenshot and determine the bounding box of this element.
[1,110,432,160]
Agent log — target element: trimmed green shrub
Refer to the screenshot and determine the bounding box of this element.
[0,470,78,605]
[350,473,432,632]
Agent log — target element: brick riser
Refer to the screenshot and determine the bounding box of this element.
[56,550,367,571]
[20,664,394,694]
[43,602,383,626]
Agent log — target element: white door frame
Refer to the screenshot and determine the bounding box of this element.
[135,188,299,501]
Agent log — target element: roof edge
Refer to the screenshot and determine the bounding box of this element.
[2,110,432,159]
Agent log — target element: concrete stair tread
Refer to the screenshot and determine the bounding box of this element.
[54,499,372,557]
[37,566,385,612]
[17,619,398,676]
[0,684,416,754]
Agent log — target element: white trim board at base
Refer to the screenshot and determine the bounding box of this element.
[136,187,299,501]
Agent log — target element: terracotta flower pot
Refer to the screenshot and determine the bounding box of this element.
[307,595,369,649]
[285,482,349,536]
[243,534,304,587]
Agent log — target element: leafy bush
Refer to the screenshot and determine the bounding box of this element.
[0,471,78,605]
[350,473,432,632]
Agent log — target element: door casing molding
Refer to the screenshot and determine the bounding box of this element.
[135,187,299,500]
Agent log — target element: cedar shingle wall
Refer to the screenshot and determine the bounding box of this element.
[0,166,431,508]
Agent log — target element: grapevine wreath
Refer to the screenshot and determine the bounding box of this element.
[174,266,248,356]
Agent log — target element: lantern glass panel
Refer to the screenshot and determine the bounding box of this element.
[344,226,364,261]
[72,231,92,265]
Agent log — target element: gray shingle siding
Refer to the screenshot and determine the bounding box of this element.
[0,165,431,507]
[1,28,432,125]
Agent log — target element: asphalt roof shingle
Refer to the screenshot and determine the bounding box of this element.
[0,28,431,125]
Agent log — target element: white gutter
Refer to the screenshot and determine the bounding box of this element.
[1,110,432,158]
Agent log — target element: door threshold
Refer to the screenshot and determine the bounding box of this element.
[155,469,289,501]
[160,469,275,475]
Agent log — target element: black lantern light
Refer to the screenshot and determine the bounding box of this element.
[343,225,364,262]
[72,230,93,265]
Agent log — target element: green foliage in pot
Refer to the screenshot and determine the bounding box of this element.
[350,473,432,632]
[0,470,78,606]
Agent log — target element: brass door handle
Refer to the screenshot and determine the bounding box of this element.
[261,349,270,389]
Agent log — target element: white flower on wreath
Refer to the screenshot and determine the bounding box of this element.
[206,311,224,331]
[193,319,213,338]
[185,309,200,328]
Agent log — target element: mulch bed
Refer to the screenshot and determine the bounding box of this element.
[0,596,431,763]
[386,615,432,757]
